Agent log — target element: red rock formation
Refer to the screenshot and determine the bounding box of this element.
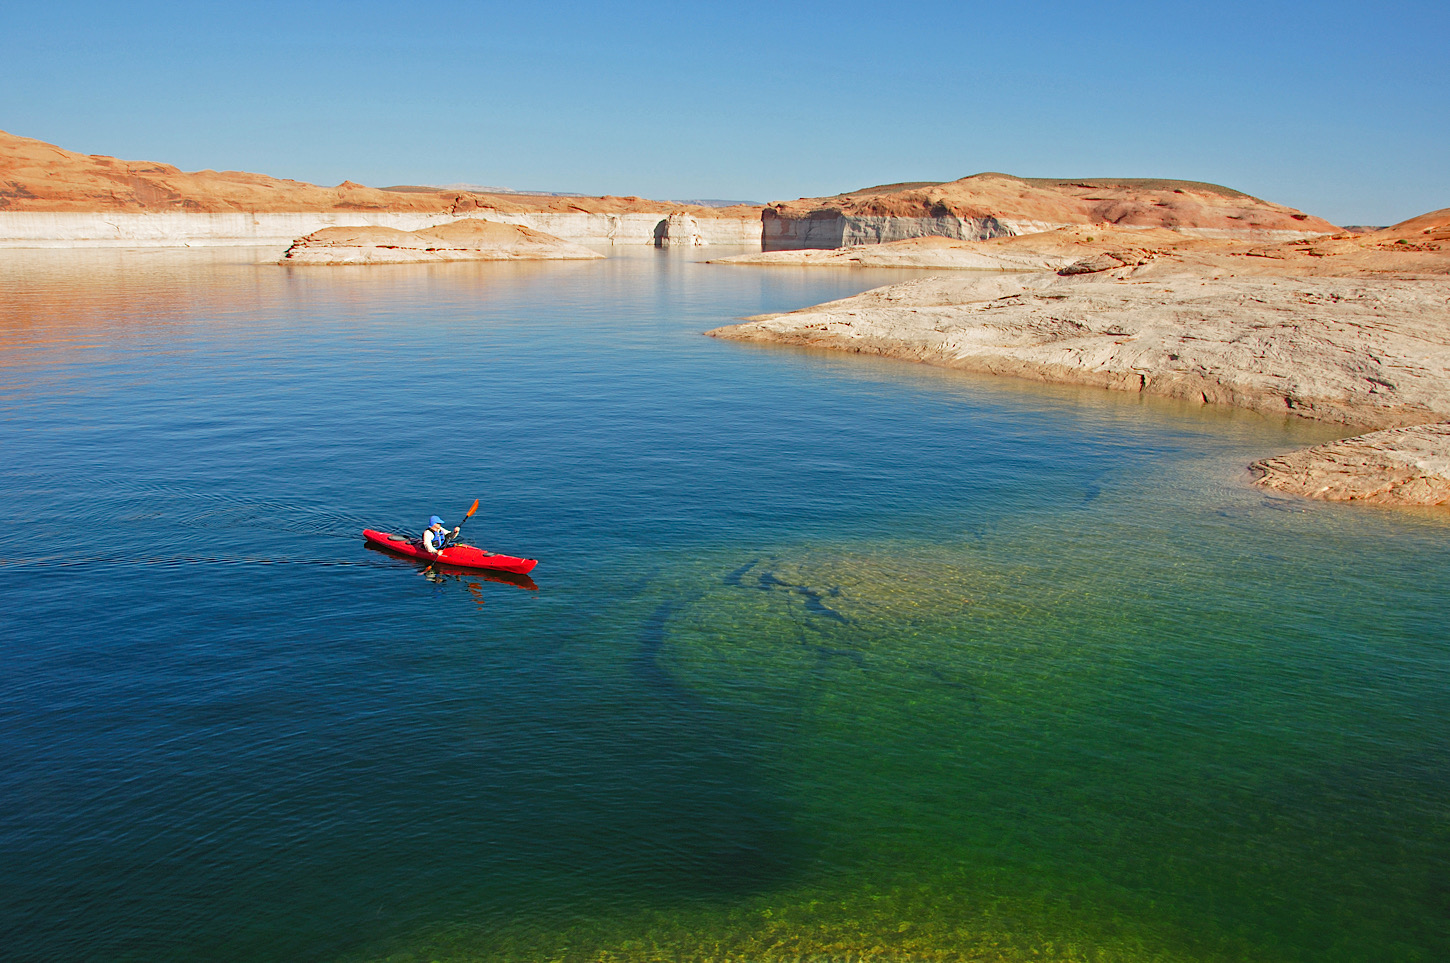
[763,173,1339,249]
[0,130,758,219]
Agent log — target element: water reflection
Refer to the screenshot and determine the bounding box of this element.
[0,245,608,369]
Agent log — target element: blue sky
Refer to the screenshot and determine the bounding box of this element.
[3,0,1445,224]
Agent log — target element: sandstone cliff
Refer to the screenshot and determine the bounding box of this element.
[762,174,1339,250]
[0,130,761,246]
[279,219,604,264]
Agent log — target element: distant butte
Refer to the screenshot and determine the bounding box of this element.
[3,130,1335,248]
[760,174,1339,250]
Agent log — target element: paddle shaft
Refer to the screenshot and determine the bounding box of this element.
[446,498,481,546]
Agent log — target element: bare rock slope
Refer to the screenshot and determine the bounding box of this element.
[280,219,604,264]
[711,272,1450,429]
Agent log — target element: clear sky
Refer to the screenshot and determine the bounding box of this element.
[3,0,1445,224]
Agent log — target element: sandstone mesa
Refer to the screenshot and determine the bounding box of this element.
[0,129,763,218]
[0,130,759,247]
[3,132,1339,251]
[759,174,1338,250]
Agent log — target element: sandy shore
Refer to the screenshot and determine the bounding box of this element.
[709,218,1450,506]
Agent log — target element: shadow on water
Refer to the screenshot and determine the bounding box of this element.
[626,596,811,895]
[140,588,811,963]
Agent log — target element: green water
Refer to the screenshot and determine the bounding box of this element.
[372,525,1448,963]
[1,248,1445,963]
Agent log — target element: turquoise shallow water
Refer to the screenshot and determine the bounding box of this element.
[0,247,1446,963]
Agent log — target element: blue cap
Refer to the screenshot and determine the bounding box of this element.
[429,515,444,526]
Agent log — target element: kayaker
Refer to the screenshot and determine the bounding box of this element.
[421,515,459,555]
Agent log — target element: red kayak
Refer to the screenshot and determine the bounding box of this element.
[363,529,538,575]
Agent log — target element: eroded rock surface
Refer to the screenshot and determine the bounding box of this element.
[711,272,1450,430]
[1250,423,1450,505]
[711,209,1450,505]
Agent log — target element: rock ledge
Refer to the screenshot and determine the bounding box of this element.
[1249,423,1450,505]
[280,219,604,264]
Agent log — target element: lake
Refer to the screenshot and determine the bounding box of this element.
[1,246,1446,963]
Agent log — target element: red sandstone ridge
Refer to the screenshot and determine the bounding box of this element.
[1367,207,1450,243]
[0,130,758,218]
[765,173,1339,241]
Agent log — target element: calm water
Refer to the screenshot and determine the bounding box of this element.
[1,247,1446,963]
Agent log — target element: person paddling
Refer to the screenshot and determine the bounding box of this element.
[422,515,459,556]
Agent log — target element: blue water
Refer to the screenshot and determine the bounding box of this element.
[1,247,1446,962]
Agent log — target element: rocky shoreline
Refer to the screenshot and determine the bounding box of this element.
[709,217,1450,507]
[1250,423,1450,505]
